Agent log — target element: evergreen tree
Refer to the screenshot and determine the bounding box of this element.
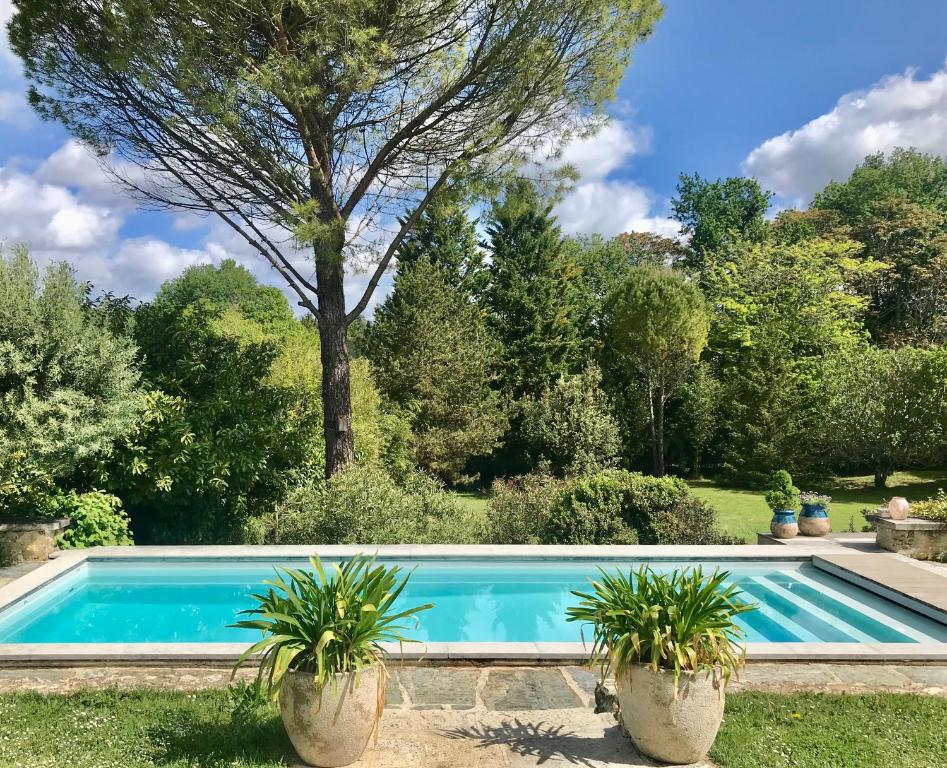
[603,266,709,476]
[368,259,506,483]
[483,179,582,398]
[397,192,486,297]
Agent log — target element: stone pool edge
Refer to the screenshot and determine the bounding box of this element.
[2,544,947,665]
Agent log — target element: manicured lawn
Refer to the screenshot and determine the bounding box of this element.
[689,469,947,543]
[711,691,947,768]
[0,689,944,767]
[452,490,490,515]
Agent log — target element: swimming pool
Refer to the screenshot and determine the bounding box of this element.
[2,555,946,646]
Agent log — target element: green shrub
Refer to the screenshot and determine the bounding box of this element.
[486,470,562,544]
[57,491,134,548]
[542,473,638,545]
[245,464,485,545]
[489,469,738,546]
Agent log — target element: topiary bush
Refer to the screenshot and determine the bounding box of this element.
[57,491,134,548]
[245,464,485,545]
[764,470,800,512]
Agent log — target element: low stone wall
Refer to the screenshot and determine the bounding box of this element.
[0,519,70,564]
[874,516,947,559]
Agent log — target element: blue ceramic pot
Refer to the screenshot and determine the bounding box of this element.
[770,509,798,539]
[800,502,828,519]
[799,502,830,536]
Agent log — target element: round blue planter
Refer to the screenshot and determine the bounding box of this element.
[771,510,797,525]
[800,502,828,519]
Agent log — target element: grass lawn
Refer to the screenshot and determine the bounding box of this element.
[689,469,947,543]
[0,689,944,767]
[453,490,490,515]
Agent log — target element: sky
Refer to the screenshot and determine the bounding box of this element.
[1,0,947,311]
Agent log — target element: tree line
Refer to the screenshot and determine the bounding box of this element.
[362,148,947,489]
[3,148,947,544]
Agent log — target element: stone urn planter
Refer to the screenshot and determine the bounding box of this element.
[799,502,831,537]
[616,665,725,765]
[279,666,382,767]
[886,497,911,521]
[770,510,798,539]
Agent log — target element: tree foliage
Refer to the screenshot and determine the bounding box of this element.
[604,266,709,476]
[368,258,506,483]
[521,364,621,477]
[484,179,583,398]
[672,173,772,271]
[700,237,883,480]
[10,0,664,476]
[823,345,947,487]
[0,247,141,516]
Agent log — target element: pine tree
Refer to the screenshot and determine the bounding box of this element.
[397,192,486,297]
[368,259,506,483]
[483,179,582,399]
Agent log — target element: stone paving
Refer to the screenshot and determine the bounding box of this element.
[1,663,946,698]
[0,561,41,589]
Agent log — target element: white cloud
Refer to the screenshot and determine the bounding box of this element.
[552,121,652,181]
[0,165,120,253]
[744,64,947,204]
[555,180,677,238]
[545,119,676,239]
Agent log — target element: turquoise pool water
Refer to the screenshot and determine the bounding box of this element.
[1,559,946,644]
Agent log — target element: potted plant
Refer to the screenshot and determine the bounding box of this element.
[799,492,831,536]
[766,470,800,539]
[232,555,433,767]
[567,566,756,764]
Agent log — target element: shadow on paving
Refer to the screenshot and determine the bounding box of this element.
[441,719,663,767]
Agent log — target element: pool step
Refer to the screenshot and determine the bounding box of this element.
[813,554,947,625]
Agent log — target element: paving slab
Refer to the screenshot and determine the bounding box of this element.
[396,667,481,710]
[482,668,583,711]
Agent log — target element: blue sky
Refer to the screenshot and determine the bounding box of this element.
[1,0,946,307]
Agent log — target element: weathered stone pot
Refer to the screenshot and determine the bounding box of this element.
[799,503,831,537]
[279,665,382,767]
[770,510,798,539]
[0,518,70,564]
[616,665,725,764]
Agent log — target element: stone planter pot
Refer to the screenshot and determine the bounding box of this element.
[0,518,70,564]
[799,503,831,537]
[279,665,382,767]
[770,510,798,539]
[616,665,725,764]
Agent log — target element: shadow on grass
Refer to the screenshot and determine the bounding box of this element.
[441,719,649,767]
[147,709,294,766]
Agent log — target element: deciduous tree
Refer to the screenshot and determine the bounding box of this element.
[603,266,709,476]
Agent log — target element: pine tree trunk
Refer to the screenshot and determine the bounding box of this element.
[646,381,660,476]
[655,385,665,477]
[316,243,356,478]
